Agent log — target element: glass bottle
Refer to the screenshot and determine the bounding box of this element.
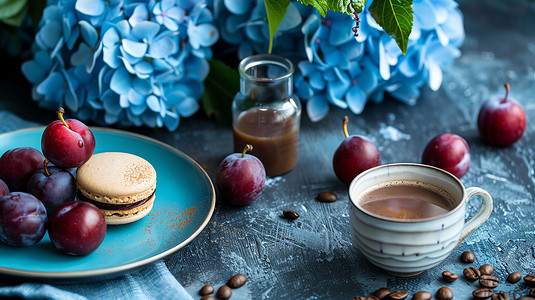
[232,54,301,177]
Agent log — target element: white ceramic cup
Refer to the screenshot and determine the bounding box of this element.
[348,163,493,276]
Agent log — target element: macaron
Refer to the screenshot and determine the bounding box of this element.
[76,152,156,225]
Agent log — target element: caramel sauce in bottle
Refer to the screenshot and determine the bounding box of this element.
[232,54,301,177]
[233,109,299,177]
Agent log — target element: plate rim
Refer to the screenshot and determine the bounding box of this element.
[0,126,216,279]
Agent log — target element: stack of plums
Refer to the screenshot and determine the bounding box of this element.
[0,108,106,256]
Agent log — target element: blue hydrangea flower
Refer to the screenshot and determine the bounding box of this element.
[75,0,123,26]
[211,0,310,59]
[293,0,464,121]
[22,0,219,130]
[152,0,185,31]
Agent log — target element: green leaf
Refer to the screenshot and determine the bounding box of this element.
[1,4,27,27]
[201,59,240,125]
[0,0,27,19]
[369,0,413,55]
[298,0,365,17]
[264,0,290,53]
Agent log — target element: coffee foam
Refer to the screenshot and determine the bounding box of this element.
[357,180,456,207]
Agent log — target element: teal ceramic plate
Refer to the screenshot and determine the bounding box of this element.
[0,127,215,279]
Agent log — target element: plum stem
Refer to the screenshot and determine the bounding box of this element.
[57,107,70,129]
[343,116,349,138]
[43,159,50,177]
[242,144,253,158]
[502,83,510,104]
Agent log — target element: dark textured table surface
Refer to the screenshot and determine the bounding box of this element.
[1,0,535,299]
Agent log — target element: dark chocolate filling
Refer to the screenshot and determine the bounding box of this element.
[76,190,155,211]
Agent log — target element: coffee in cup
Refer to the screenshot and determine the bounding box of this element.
[359,180,455,220]
[348,163,493,276]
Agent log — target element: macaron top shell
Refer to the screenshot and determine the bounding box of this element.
[76,152,156,203]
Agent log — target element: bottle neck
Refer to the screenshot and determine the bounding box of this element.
[241,76,293,102]
[239,54,294,103]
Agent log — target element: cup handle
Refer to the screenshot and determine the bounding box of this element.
[454,187,493,249]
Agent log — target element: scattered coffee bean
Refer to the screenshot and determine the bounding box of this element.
[480,275,499,289]
[473,288,494,300]
[436,287,453,300]
[201,296,216,300]
[199,284,215,296]
[282,210,299,220]
[531,288,535,297]
[460,250,475,263]
[412,291,432,300]
[216,285,232,299]
[372,288,392,299]
[480,264,495,275]
[507,272,522,283]
[525,275,535,286]
[384,290,408,300]
[491,291,510,300]
[227,274,247,288]
[514,295,535,300]
[317,192,338,203]
[442,271,458,283]
[464,267,482,281]
[353,297,366,300]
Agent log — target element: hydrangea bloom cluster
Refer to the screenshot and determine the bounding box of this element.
[212,0,464,122]
[22,0,219,130]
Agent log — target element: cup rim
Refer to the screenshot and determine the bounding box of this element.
[348,163,466,223]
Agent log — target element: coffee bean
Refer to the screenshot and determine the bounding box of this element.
[460,250,475,263]
[411,291,432,300]
[491,291,510,300]
[384,290,408,300]
[199,284,215,296]
[480,275,499,289]
[216,285,232,299]
[317,192,338,203]
[227,274,247,288]
[282,210,299,220]
[353,297,367,300]
[514,293,535,300]
[436,287,453,300]
[442,271,458,283]
[525,275,535,286]
[464,267,482,281]
[201,296,216,300]
[372,288,391,299]
[473,288,494,300]
[507,272,522,283]
[531,288,535,297]
[480,264,495,275]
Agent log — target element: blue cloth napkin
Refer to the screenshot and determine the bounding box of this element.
[0,111,194,300]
